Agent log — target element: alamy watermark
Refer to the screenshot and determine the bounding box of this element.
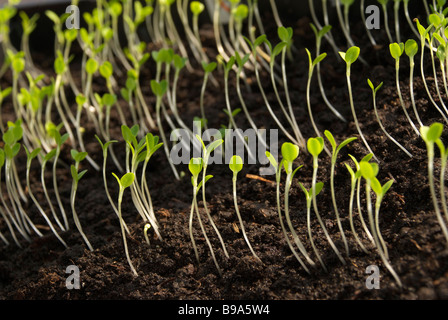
[65,265,80,290]
[365,265,380,289]
[65,5,80,30]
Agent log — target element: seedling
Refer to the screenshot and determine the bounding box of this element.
[308,136,346,265]
[188,157,221,275]
[24,146,67,248]
[195,135,229,259]
[404,39,424,128]
[367,79,412,158]
[389,42,420,136]
[229,155,262,263]
[280,142,314,267]
[421,123,448,245]
[340,46,377,161]
[299,181,326,271]
[112,172,138,276]
[359,160,402,287]
[70,149,93,251]
[414,19,447,122]
[265,150,311,273]
[324,130,357,255]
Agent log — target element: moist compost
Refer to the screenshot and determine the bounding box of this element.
[1,5,448,300]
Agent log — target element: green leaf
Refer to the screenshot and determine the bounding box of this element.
[205,139,223,156]
[99,61,113,79]
[340,46,360,65]
[324,130,336,150]
[71,164,78,180]
[150,79,168,97]
[360,161,377,180]
[0,149,5,168]
[189,157,203,176]
[278,26,293,42]
[281,142,299,162]
[190,1,205,15]
[229,155,243,173]
[307,137,324,157]
[202,61,217,73]
[197,175,213,192]
[265,151,278,169]
[389,42,404,60]
[120,172,135,189]
[86,58,98,75]
[312,181,324,196]
[370,177,382,195]
[313,53,327,66]
[421,122,444,143]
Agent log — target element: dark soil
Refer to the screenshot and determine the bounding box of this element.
[1,3,448,301]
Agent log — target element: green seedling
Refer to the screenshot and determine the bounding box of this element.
[435,137,448,229]
[367,79,412,158]
[266,150,310,273]
[299,181,325,271]
[360,160,402,288]
[281,143,315,267]
[308,136,346,265]
[24,146,67,248]
[404,39,424,128]
[3,120,42,240]
[421,123,448,246]
[195,135,229,260]
[324,130,357,255]
[112,172,138,276]
[47,126,71,230]
[229,155,262,263]
[414,19,447,122]
[340,46,377,161]
[70,149,93,251]
[188,157,220,274]
[389,42,420,136]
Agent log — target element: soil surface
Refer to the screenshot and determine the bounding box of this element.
[1,3,448,301]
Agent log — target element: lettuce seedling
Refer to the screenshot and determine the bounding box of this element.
[195,135,229,259]
[308,137,346,265]
[359,160,402,287]
[299,181,326,271]
[70,149,93,251]
[229,155,262,263]
[340,46,377,161]
[414,19,448,122]
[389,42,420,136]
[421,122,448,245]
[24,146,67,248]
[0,86,12,133]
[112,172,138,276]
[265,150,311,273]
[280,142,315,267]
[404,39,424,128]
[324,130,356,255]
[188,157,221,275]
[367,79,412,158]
